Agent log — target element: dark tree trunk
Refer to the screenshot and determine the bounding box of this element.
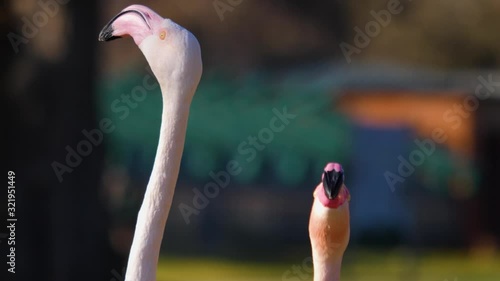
[475,99,500,246]
[3,1,122,280]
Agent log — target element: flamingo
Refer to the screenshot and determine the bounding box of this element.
[98,5,202,281]
[309,162,351,281]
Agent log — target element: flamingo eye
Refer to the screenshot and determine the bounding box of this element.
[159,30,166,40]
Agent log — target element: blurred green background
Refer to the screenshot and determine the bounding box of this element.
[3,0,500,280]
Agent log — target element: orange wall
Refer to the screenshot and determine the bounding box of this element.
[337,91,475,157]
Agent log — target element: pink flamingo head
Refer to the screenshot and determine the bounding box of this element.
[99,5,164,46]
[314,162,350,209]
[98,5,202,97]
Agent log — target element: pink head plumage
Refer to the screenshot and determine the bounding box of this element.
[98,5,164,45]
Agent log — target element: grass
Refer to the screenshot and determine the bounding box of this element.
[157,250,500,281]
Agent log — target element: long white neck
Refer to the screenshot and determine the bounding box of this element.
[309,196,350,281]
[125,83,191,281]
[312,256,343,281]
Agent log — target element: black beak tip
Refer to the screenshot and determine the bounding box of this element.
[98,25,121,42]
[98,9,150,42]
[322,169,344,200]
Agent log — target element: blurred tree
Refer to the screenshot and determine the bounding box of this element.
[100,0,500,72]
[346,0,500,69]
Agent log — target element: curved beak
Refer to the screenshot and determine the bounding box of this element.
[322,168,344,200]
[98,9,151,42]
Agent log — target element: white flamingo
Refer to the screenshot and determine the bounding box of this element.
[99,5,202,281]
[309,162,351,281]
